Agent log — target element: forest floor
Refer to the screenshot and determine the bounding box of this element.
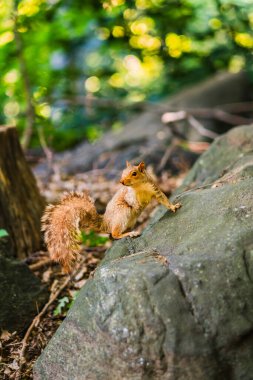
[0,157,186,380]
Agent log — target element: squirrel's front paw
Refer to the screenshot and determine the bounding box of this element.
[170,202,181,213]
[129,230,140,238]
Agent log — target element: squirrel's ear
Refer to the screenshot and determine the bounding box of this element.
[126,161,131,167]
[138,162,145,172]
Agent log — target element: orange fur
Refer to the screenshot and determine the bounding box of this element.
[41,191,103,272]
[41,162,181,272]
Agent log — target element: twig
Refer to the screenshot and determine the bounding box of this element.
[29,258,53,271]
[161,111,186,124]
[158,139,179,171]
[37,125,54,170]
[17,256,86,378]
[187,141,210,153]
[37,125,57,182]
[158,111,214,172]
[161,111,219,140]
[187,115,218,139]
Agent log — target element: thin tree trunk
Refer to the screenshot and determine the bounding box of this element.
[0,126,45,259]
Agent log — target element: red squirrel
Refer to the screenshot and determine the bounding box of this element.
[41,161,181,272]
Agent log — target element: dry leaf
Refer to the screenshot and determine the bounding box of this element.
[0,330,11,341]
[4,367,11,376]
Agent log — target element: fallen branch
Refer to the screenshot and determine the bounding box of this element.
[210,101,253,114]
[161,107,252,126]
[161,106,252,140]
[210,109,251,125]
[187,115,218,139]
[161,111,219,140]
[53,97,253,118]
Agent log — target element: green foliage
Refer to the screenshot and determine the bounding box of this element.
[53,296,70,316]
[0,229,9,238]
[53,291,79,316]
[81,231,109,247]
[0,0,252,150]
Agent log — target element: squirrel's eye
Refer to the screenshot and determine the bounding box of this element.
[132,172,137,176]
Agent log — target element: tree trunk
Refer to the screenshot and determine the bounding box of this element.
[0,126,45,259]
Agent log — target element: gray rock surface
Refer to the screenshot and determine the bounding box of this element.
[0,256,48,333]
[180,122,253,189]
[34,125,253,380]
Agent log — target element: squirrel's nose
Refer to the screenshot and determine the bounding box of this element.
[120,179,124,185]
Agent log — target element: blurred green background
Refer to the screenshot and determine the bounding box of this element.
[0,0,252,151]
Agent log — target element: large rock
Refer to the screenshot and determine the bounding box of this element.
[0,256,48,333]
[34,125,253,380]
[180,121,253,189]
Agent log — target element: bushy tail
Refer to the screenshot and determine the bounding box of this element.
[41,191,103,272]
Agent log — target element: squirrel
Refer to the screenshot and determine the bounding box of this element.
[41,161,181,272]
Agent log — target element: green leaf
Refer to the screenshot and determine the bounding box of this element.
[53,296,70,316]
[81,230,109,247]
[53,291,79,316]
[0,229,8,238]
[68,291,79,309]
